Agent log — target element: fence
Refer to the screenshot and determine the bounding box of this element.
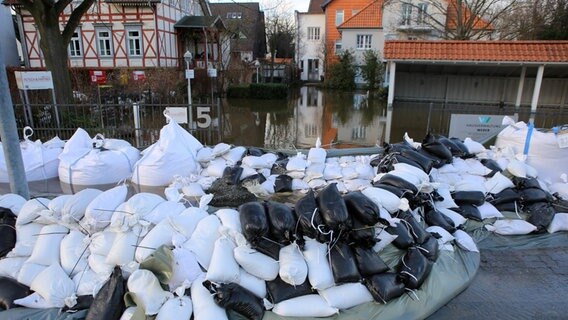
[13,101,222,149]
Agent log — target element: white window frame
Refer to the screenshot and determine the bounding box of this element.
[335,40,343,55]
[126,27,143,57]
[352,126,367,140]
[336,10,344,26]
[227,12,242,19]
[96,28,113,57]
[356,34,372,50]
[307,27,320,40]
[417,3,428,25]
[69,29,83,58]
[401,3,412,26]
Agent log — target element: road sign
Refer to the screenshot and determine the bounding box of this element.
[15,71,54,90]
[133,70,145,81]
[90,70,107,85]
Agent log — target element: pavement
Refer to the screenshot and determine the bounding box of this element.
[428,244,568,320]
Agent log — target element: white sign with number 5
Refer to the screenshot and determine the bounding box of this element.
[197,107,212,128]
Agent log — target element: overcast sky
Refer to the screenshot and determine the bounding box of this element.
[209,0,310,13]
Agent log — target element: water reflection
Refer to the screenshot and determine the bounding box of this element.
[221,86,389,149]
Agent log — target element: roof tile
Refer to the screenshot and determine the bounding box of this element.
[338,0,383,29]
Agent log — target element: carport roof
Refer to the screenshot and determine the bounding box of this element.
[385,41,568,64]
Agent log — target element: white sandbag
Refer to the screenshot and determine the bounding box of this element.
[27,224,69,266]
[0,193,27,215]
[238,269,266,299]
[355,162,375,180]
[454,174,486,193]
[136,219,176,262]
[31,263,75,308]
[156,296,193,320]
[288,170,305,179]
[120,307,137,320]
[434,187,459,209]
[307,138,326,164]
[362,187,408,213]
[0,256,26,279]
[88,253,114,278]
[73,268,105,296]
[239,165,257,180]
[485,219,537,235]
[319,282,373,310]
[45,195,72,222]
[14,292,52,309]
[453,230,479,252]
[384,170,422,188]
[169,248,202,290]
[215,208,242,233]
[84,185,128,232]
[425,226,455,244]
[548,213,568,233]
[507,159,527,178]
[128,269,173,315]
[181,183,206,198]
[292,178,309,191]
[272,294,339,317]
[435,172,462,186]
[234,245,279,281]
[305,163,325,182]
[526,163,538,178]
[287,152,307,172]
[242,156,271,169]
[170,207,208,239]
[464,137,486,154]
[106,231,140,266]
[211,143,231,157]
[485,172,514,195]
[437,207,467,227]
[89,231,117,256]
[61,188,102,225]
[550,180,568,200]
[60,230,90,276]
[144,200,186,225]
[258,168,272,179]
[124,193,165,219]
[279,243,307,286]
[196,147,213,164]
[341,165,358,180]
[308,179,327,190]
[184,215,221,268]
[343,179,371,192]
[8,222,43,257]
[323,163,342,180]
[205,236,240,283]
[303,238,334,290]
[438,163,459,174]
[478,202,504,220]
[372,228,398,252]
[191,274,228,320]
[206,158,227,178]
[222,146,247,165]
[16,198,50,226]
[339,156,355,164]
[17,262,47,286]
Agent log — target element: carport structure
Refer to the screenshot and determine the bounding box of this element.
[383,40,568,141]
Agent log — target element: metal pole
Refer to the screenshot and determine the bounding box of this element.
[0,47,30,199]
[132,102,141,148]
[187,63,193,130]
[50,88,61,132]
[23,89,34,127]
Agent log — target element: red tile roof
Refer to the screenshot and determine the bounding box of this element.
[446,0,493,30]
[384,41,568,63]
[338,0,383,29]
[308,0,325,13]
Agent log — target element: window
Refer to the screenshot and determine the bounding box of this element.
[305,124,318,138]
[352,126,367,140]
[417,3,428,24]
[356,34,372,49]
[227,12,242,19]
[335,40,343,54]
[307,27,320,40]
[335,10,344,25]
[401,3,412,25]
[96,29,113,57]
[127,29,142,56]
[69,30,82,57]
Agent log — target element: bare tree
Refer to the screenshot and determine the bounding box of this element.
[13,0,97,104]
[497,0,568,39]
[263,0,296,82]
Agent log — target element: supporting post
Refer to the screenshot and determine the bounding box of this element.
[515,66,526,110]
[132,102,141,148]
[530,65,545,124]
[387,62,396,108]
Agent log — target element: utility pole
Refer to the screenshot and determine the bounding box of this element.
[0,46,30,199]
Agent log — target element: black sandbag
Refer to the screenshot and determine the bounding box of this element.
[399,149,434,173]
[450,137,473,158]
[392,154,423,170]
[398,211,430,244]
[241,173,267,185]
[274,175,293,193]
[526,202,556,233]
[294,190,321,239]
[364,273,406,304]
[520,188,552,204]
[512,177,541,190]
[223,166,243,185]
[204,281,264,320]
[397,247,433,290]
[494,201,518,212]
[62,295,94,312]
[352,246,389,277]
[417,147,446,169]
[384,142,413,154]
[247,147,265,157]
[452,191,486,206]
[266,277,313,304]
[266,201,297,244]
[271,159,289,175]
[329,241,361,284]
[86,266,125,320]
[378,174,418,195]
[0,207,16,258]
[239,201,269,246]
[421,133,453,163]
[419,235,439,262]
[480,159,502,175]
[489,188,520,205]
[385,221,415,250]
[437,136,465,158]
[0,276,31,310]
[372,182,405,198]
[343,191,383,225]
[348,217,376,248]
[457,204,482,221]
[551,198,568,213]
[252,237,282,260]
[424,207,457,233]
[370,155,382,167]
[317,183,352,231]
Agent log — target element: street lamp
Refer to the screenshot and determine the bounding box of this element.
[254,59,260,83]
[184,50,193,128]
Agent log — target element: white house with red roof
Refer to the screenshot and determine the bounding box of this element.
[295,0,326,81]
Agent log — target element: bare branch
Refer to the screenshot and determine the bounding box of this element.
[54,0,73,14]
[62,0,97,44]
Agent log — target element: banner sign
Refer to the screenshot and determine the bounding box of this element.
[449,114,518,142]
[90,70,107,85]
[15,71,54,90]
[133,70,145,81]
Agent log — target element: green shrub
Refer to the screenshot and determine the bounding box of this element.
[249,83,288,99]
[324,50,356,90]
[227,85,251,98]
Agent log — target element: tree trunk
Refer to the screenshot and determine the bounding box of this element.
[37,15,73,105]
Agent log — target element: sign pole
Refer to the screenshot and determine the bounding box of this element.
[50,88,61,130]
[23,89,33,127]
